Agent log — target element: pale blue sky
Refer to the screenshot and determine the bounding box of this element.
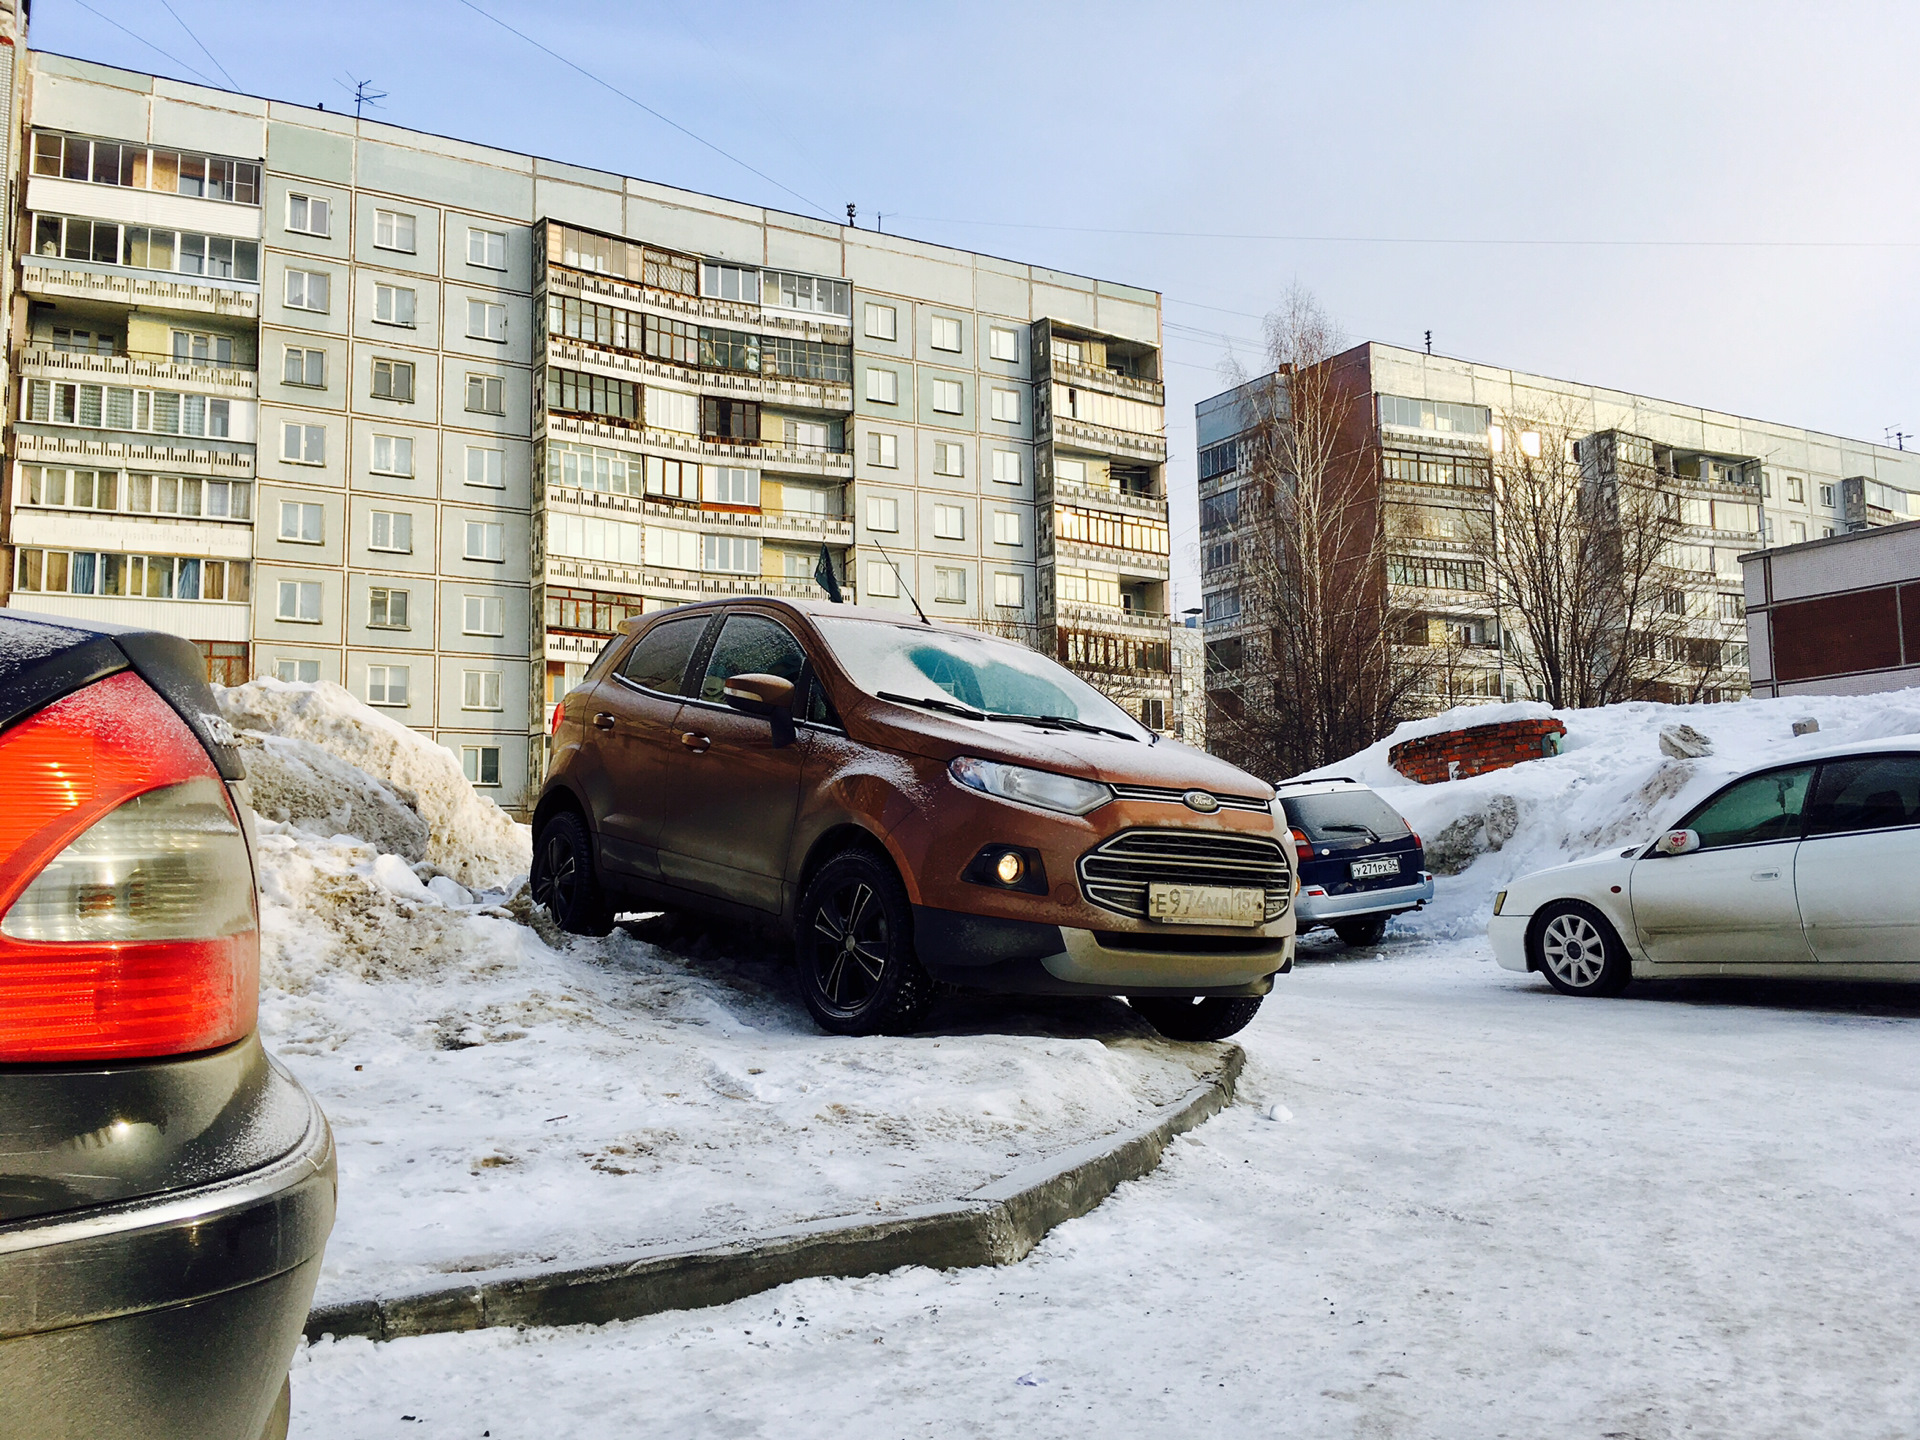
[34,1,1920,609]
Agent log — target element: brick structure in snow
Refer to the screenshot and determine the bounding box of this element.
[1389,717,1567,785]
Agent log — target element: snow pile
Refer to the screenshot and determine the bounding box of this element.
[1309,687,1920,938]
[215,679,528,888]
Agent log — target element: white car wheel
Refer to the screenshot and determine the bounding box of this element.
[1529,902,1631,997]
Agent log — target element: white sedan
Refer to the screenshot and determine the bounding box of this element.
[1490,737,1920,995]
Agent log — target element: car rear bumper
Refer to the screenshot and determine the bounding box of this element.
[1295,874,1434,926]
[913,904,1292,997]
[1490,913,1532,972]
[0,1080,335,1440]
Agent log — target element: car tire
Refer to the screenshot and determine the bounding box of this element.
[1333,914,1389,947]
[531,810,614,937]
[797,849,935,1036]
[1129,995,1264,1042]
[1529,901,1631,997]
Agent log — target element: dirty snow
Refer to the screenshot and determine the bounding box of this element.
[288,686,1920,1439]
[235,681,1218,1308]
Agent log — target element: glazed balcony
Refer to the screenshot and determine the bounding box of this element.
[543,265,852,345]
[542,412,853,481]
[13,429,254,475]
[16,345,257,401]
[544,336,852,415]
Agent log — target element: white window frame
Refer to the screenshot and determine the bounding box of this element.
[463,593,505,636]
[467,299,508,343]
[374,283,416,328]
[275,658,320,683]
[465,519,505,563]
[370,434,414,477]
[284,269,330,313]
[868,431,898,469]
[282,346,325,388]
[866,496,899,533]
[935,565,967,604]
[934,442,964,478]
[465,445,505,489]
[864,303,897,341]
[866,559,899,597]
[991,388,1021,423]
[276,579,322,623]
[461,669,503,712]
[278,500,323,545]
[932,378,964,415]
[285,193,331,238]
[366,664,410,708]
[369,586,409,630]
[865,367,898,405]
[994,571,1026,609]
[993,510,1022,546]
[930,315,962,353]
[374,208,417,254]
[465,372,504,415]
[933,502,965,540]
[369,509,413,554]
[281,422,325,465]
[461,745,502,787]
[989,326,1018,362]
[991,449,1021,485]
[466,226,507,270]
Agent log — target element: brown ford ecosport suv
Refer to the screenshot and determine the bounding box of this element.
[531,600,1293,1040]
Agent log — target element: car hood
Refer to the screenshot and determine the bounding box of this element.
[850,700,1271,799]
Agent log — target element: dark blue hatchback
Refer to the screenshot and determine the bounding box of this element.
[1274,779,1434,945]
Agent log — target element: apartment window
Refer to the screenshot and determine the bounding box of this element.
[286,193,330,237]
[467,227,507,270]
[1717,593,1746,621]
[462,670,503,711]
[30,131,261,204]
[935,566,967,604]
[464,595,506,635]
[1141,698,1166,731]
[548,368,639,424]
[369,588,409,629]
[375,209,416,253]
[931,316,962,352]
[864,303,897,341]
[1787,476,1805,503]
[934,503,965,540]
[374,284,416,327]
[645,387,699,433]
[701,261,759,302]
[868,432,899,468]
[643,525,699,570]
[122,474,250,519]
[53,326,114,355]
[640,313,697,366]
[643,454,698,501]
[992,450,1021,485]
[990,388,1020,423]
[767,336,852,383]
[703,534,759,574]
[989,326,1018,362]
[932,378,963,414]
[1204,589,1241,623]
[765,269,850,316]
[785,417,832,450]
[1823,526,1835,539]
[1789,520,1807,544]
[276,659,319,683]
[701,397,761,442]
[171,329,235,367]
[867,496,899,533]
[279,501,324,544]
[464,373,505,415]
[285,269,330,312]
[706,466,760,506]
[461,746,501,787]
[370,435,414,476]
[993,511,1021,546]
[994,572,1025,608]
[23,466,117,511]
[467,299,508,342]
[934,442,965,478]
[866,368,898,404]
[466,446,505,489]
[282,346,325,387]
[371,358,415,403]
[1819,483,1835,507]
[30,213,259,279]
[369,510,413,553]
[366,664,409,707]
[277,580,322,623]
[866,559,899,597]
[465,520,505,562]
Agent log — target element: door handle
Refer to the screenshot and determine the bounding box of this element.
[592,712,616,731]
[1751,869,1781,881]
[679,731,711,753]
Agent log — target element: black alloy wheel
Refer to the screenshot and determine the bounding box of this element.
[1129,995,1265,1042]
[531,811,614,936]
[797,849,933,1036]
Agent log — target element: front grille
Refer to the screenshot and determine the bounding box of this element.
[1077,828,1291,921]
[1108,783,1272,814]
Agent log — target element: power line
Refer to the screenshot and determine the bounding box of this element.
[448,0,834,222]
[69,0,217,85]
[151,0,238,90]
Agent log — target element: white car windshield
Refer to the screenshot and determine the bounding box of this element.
[813,617,1149,740]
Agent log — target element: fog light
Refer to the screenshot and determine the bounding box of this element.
[994,851,1026,885]
[1493,890,1507,916]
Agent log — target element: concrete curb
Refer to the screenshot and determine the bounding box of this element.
[305,1041,1244,1343]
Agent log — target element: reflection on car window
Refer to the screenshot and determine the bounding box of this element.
[1282,791,1411,842]
[1805,755,1920,836]
[700,614,806,704]
[813,617,1146,736]
[620,616,709,695]
[1681,766,1814,849]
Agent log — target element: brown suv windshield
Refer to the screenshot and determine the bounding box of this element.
[812,616,1146,737]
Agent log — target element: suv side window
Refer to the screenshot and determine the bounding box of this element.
[698,614,807,703]
[1678,765,1815,849]
[620,616,710,695]
[1805,755,1920,836]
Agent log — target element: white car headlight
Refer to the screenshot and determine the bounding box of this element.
[950,757,1109,816]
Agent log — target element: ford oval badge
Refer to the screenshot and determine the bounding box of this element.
[1183,790,1220,813]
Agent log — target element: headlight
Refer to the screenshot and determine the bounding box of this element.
[1492,890,1507,916]
[949,757,1109,816]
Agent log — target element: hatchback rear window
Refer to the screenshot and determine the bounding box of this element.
[1281,789,1411,842]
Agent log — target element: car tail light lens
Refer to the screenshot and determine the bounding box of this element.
[0,672,259,1062]
[1411,830,1423,851]
[1289,827,1313,864]
[550,700,564,737]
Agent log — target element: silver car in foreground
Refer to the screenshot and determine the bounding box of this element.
[1490,737,1920,994]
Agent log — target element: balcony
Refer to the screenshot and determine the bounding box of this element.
[1051,475,1167,516]
[544,266,853,345]
[1050,356,1165,407]
[545,336,852,414]
[1051,537,1170,580]
[13,429,254,475]
[544,630,619,663]
[542,412,854,480]
[16,346,257,400]
[1049,414,1168,465]
[21,261,258,321]
[1056,601,1175,638]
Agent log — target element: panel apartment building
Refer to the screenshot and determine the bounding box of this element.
[0,49,1171,813]
[1196,342,1920,721]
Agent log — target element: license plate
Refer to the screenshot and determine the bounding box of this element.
[1350,856,1401,880]
[1147,883,1265,927]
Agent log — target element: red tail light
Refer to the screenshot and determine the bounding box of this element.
[1289,826,1313,864]
[1411,830,1423,851]
[0,672,259,1062]
[550,700,565,737]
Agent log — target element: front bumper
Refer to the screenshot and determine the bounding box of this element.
[1295,874,1435,926]
[1489,912,1532,972]
[0,1077,335,1440]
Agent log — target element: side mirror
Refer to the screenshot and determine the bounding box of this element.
[723,673,796,747]
[1652,828,1701,857]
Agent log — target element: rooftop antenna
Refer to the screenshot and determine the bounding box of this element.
[1887,427,1909,452]
[846,202,856,227]
[876,213,892,233]
[864,534,930,625]
[338,74,387,120]
[1424,329,1432,355]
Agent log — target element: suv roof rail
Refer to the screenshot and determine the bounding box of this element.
[1275,774,1359,787]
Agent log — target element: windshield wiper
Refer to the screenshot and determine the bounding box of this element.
[877,690,989,721]
[983,712,1139,742]
[1318,823,1375,836]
